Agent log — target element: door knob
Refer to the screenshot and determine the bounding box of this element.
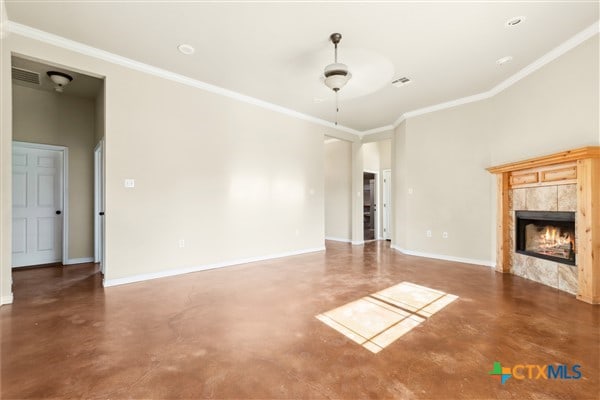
[55,210,62,215]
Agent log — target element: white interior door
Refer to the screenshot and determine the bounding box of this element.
[383,169,391,240]
[12,144,64,267]
[94,140,105,272]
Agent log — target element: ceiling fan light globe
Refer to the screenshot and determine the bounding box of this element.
[47,71,73,93]
[50,75,70,86]
[324,73,351,91]
[324,62,349,77]
[323,62,352,91]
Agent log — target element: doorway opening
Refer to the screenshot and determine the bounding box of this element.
[363,171,377,241]
[10,55,105,280]
[361,139,391,242]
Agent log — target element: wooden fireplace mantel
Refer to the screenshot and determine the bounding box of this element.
[486,147,600,174]
[487,146,600,304]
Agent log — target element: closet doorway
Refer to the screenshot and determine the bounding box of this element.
[363,171,377,241]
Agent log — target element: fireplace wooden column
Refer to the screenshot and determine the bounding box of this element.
[487,147,600,304]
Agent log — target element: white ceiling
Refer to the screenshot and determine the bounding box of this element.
[5,1,598,131]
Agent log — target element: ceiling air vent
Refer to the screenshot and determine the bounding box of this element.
[392,77,411,88]
[12,67,41,85]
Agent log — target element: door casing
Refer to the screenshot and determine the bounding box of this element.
[382,169,391,240]
[94,139,105,272]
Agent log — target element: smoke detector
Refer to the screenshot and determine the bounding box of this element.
[47,71,73,93]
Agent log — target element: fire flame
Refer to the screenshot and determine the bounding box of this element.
[538,226,574,253]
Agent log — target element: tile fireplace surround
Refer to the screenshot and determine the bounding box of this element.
[487,147,600,304]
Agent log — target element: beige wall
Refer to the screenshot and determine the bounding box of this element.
[378,140,391,170]
[104,67,327,280]
[395,99,493,260]
[324,139,352,241]
[362,141,380,172]
[392,121,407,249]
[393,34,599,263]
[12,85,96,260]
[490,35,599,165]
[1,32,338,297]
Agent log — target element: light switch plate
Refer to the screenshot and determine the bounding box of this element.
[124,179,135,188]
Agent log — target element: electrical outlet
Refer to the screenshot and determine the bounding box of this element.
[426,230,432,238]
[442,232,449,239]
[408,188,414,195]
[178,239,185,248]
[124,179,135,188]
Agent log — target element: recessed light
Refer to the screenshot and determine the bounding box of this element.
[506,16,526,27]
[177,44,195,55]
[496,56,513,65]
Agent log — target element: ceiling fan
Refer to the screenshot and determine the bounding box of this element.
[322,33,352,125]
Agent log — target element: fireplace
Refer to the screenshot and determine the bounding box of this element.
[515,211,576,265]
[488,147,599,303]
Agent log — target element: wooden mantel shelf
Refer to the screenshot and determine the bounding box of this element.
[487,146,600,174]
[486,146,600,305]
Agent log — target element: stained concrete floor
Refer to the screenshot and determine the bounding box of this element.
[1,241,598,399]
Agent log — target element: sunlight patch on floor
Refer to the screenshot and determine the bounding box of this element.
[316,282,458,353]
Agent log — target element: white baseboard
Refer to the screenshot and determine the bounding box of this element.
[1,294,14,305]
[351,240,365,245]
[325,236,352,243]
[390,245,494,268]
[64,257,94,265]
[103,246,326,288]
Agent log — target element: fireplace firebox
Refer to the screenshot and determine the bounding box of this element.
[515,211,576,266]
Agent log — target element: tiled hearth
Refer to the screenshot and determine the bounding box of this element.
[508,184,578,294]
[488,147,600,304]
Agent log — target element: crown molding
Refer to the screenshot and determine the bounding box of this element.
[6,21,361,137]
[361,20,599,138]
[360,124,394,136]
[5,19,598,139]
[488,20,599,97]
